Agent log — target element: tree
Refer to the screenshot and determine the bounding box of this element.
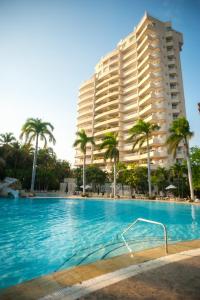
[85,165,108,193]
[73,129,95,195]
[152,167,169,195]
[169,163,187,197]
[123,164,148,195]
[129,119,160,196]
[166,117,194,200]
[99,132,119,198]
[0,132,16,145]
[190,146,200,192]
[20,118,56,192]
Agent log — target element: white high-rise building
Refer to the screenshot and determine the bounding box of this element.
[75,13,186,169]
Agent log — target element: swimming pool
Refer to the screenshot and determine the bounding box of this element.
[0,197,200,289]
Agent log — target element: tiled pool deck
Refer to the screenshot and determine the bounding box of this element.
[1,240,200,300]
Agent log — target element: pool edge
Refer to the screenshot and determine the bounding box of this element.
[1,239,200,300]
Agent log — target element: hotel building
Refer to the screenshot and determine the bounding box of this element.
[75,13,186,169]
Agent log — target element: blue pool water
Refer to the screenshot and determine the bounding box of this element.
[0,197,200,290]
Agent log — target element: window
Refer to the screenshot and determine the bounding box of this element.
[172,103,178,109]
[170,83,177,89]
[173,113,179,119]
[169,74,176,79]
[167,46,173,51]
[177,146,182,153]
[168,55,175,61]
[166,37,173,42]
[168,64,175,70]
[171,93,178,99]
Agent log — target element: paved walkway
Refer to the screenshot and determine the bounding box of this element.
[80,255,200,300]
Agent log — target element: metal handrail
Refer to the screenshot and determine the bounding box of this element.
[121,218,168,255]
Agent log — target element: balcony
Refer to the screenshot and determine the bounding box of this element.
[122,122,136,131]
[137,35,149,51]
[96,82,119,97]
[96,74,119,89]
[123,101,138,112]
[79,93,93,103]
[123,93,138,103]
[123,65,138,78]
[94,126,119,137]
[95,99,119,112]
[77,124,92,132]
[94,117,118,129]
[92,159,105,165]
[122,111,138,122]
[94,108,119,121]
[77,115,93,126]
[78,102,93,112]
[123,73,137,86]
[95,90,119,105]
[153,150,168,158]
[79,84,94,96]
[78,110,92,119]
[75,150,92,158]
[123,83,137,95]
[136,23,154,41]
[122,58,137,71]
[93,149,106,155]
[138,73,151,88]
[121,153,140,162]
[139,93,152,106]
[138,82,153,97]
[137,43,152,60]
[138,54,150,70]
[137,63,150,79]
[144,112,166,123]
[123,48,137,61]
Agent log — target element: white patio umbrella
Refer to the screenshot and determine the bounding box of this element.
[165,184,177,190]
[80,185,92,190]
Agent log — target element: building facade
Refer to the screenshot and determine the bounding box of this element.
[75,13,186,169]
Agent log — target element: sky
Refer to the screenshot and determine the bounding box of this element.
[0,0,200,165]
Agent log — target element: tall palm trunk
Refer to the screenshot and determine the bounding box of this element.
[146,135,152,196]
[113,158,117,198]
[185,140,194,200]
[82,153,86,195]
[31,134,39,192]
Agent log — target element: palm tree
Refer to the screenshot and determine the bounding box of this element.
[166,117,194,200]
[129,119,160,196]
[20,118,56,192]
[0,132,16,145]
[73,129,95,195]
[99,132,119,198]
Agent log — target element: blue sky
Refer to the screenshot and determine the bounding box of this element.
[0,0,199,164]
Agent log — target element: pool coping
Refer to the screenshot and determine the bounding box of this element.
[26,195,200,207]
[1,239,200,300]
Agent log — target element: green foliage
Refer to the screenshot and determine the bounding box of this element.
[71,167,82,188]
[0,132,16,145]
[190,147,200,191]
[99,132,119,162]
[20,118,56,147]
[85,165,108,191]
[129,119,160,150]
[117,163,148,193]
[0,133,70,191]
[73,129,95,154]
[151,167,169,193]
[166,117,193,157]
[117,162,128,185]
